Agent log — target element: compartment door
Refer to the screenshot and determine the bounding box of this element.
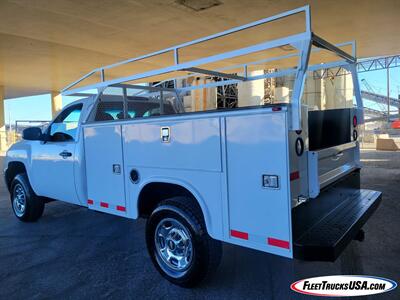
[226,112,292,258]
[83,124,127,216]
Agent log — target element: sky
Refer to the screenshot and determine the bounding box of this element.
[4,94,79,126]
[358,68,400,113]
[358,68,400,98]
[4,68,400,126]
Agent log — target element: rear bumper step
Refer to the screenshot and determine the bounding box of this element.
[292,172,382,261]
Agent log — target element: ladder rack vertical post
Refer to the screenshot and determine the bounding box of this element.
[387,61,390,123]
[122,87,128,119]
[160,90,164,115]
[174,49,179,88]
[291,38,312,130]
[347,63,364,124]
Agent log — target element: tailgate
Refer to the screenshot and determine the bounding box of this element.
[292,171,382,261]
[308,142,359,197]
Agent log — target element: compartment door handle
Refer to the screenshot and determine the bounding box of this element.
[59,150,72,158]
[331,152,344,161]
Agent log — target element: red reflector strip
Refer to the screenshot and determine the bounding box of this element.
[267,237,290,249]
[290,171,300,181]
[116,205,126,212]
[230,230,249,240]
[100,202,109,208]
[87,199,94,205]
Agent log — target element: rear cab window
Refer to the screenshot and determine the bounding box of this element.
[91,87,181,123]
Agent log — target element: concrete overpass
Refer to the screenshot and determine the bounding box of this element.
[0,0,399,131]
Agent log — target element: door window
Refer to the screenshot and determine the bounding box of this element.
[49,104,83,142]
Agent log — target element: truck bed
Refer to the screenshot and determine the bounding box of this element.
[292,171,382,261]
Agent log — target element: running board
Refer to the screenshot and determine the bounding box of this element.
[292,172,382,261]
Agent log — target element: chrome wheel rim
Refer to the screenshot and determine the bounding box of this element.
[13,183,26,217]
[154,218,193,273]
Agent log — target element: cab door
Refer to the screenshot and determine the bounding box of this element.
[30,103,83,204]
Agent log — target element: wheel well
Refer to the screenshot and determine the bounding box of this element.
[5,161,26,191]
[138,182,203,219]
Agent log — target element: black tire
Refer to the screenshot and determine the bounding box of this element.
[146,196,222,287]
[10,173,44,222]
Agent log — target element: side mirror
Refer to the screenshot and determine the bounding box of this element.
[22,127,43,141]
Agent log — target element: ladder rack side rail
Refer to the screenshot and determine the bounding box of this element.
[152,41,355,88]
[61,6,311,94]
[174,59,351,93]
[176,68,298,92]
[97,5,311,72]
[217,40,354,72]
[62,70,97,94]
[62,32,309,96]
[311,34,356,63]
[111,83,176,92]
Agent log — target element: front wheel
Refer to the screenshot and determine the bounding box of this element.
[10,173,44,222]
[146,197,222,287]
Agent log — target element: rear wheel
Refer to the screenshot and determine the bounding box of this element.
[146,196,222,287]
[10,173,44,222]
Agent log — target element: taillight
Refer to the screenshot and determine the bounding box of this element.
[353,115,357,127]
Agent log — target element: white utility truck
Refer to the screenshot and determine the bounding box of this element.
[5,6,381,287]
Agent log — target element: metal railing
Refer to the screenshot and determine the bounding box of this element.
[0,120,50,152]
[313,54,400,79]
[61,6,312,96]
[15,120,50,134]
[0,130,19,152]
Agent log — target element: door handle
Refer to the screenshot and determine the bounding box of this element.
[331,152,344,161]
[59,150,72,159]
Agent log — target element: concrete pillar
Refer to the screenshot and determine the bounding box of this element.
[302,73,354,110]
[51,92,63,118]
[302,72,325,110]
[324,73,353,109]
[187,78,217,112]
[0,86,4,128]
[238,70,264,107]
[0,86,7,151]
[275,87,290,103]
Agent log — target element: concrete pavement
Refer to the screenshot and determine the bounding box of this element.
[0,150,399,299]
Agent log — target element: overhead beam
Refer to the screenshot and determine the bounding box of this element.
[313,54,400,79]
[0,86,7,151]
